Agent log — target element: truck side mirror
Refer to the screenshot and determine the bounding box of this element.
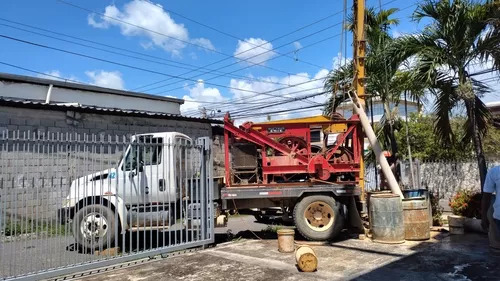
[137,160,144,172]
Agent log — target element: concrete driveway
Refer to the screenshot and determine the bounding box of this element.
[77,219,500,281]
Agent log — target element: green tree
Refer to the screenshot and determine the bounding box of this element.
[483,124,500,158]
[396,114,474,161]
[392,0,499,189]
[324,8,425,159]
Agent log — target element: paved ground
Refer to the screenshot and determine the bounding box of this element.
[75,216,500,281]
[0,215,276,279]
[3,215,499,280]
[78,230,500,281]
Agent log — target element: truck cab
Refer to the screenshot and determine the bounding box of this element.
[59,132,199,251]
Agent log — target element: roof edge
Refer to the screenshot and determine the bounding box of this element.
[0,72,184,104]
[0,97,222,124]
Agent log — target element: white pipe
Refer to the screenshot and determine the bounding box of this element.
[45,84,53,104]
[349,91,404,198]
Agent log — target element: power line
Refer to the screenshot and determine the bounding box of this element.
[146,0,406,94]
[217,89,328,118]
[0,59,328,119]
[135,0,401,93]
[131,5,353,91]
[182,74,330,116]
[181,82,327,116]
[56,0,318,80]
[183,87,328,117]
[0,61,85,85]
[180,31,341,116]
[233,103,326,119]
[206,69,498,119]
[0,34,275,95]
[0,19,294,87]
[164,31,344,115]
[204,3,425,118]
[0,33,335,110]
[145,22,343,94]
[139,0,327,70]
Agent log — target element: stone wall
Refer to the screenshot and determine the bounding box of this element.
[417,160,500,211]
[365,159,500,211]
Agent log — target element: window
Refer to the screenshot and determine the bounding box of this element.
[310,130,321,143]
[122,136,163,171]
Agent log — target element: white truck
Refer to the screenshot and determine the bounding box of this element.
[58,132,211,250]
[59,131,359,251]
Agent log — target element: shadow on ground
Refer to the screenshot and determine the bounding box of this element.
[66,229,207,254]
[352,232,500,281]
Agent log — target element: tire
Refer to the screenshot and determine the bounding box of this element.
[73,204,117,251]
[293,195,344,241]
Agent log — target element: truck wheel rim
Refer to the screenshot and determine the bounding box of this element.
[81,212,108,242]
[304,201,334,232]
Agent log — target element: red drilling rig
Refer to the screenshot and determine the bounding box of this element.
[223,113,363,187]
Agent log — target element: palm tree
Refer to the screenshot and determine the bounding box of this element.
[324,8,422,159]
[392,0,499,189]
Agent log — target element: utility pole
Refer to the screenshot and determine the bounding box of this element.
[353,0,366,201]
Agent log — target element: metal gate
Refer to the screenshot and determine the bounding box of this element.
[0,131,214,280]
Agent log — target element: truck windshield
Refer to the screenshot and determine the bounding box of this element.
[122,136,163,171]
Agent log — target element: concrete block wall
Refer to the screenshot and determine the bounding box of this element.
[0,105,212,224]
[366,160,500,212]
[418,160,500,212]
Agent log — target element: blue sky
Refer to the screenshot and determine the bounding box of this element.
[0,0,498,119]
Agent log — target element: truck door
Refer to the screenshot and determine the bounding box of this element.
[120,135,163,206]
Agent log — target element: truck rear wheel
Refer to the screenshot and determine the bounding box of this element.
[293,195,344,241]
[73,204,117,252]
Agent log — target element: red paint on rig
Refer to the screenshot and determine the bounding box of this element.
[223,113,362,188]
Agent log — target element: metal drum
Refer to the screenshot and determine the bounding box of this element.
[402,198,430,240]
[369,193,405,244]
[402,189,432,228]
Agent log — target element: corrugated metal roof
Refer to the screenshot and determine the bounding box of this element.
[0,97,222,124]
[0,72,184,104]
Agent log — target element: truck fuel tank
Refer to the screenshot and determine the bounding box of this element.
[127,205,171,227]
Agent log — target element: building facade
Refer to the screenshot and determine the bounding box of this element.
[0,73,183,115]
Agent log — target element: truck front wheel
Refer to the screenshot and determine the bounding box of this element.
[293,195,344,241]
[73,204,117,252]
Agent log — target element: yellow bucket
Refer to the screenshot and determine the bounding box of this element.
[277,228,295,253]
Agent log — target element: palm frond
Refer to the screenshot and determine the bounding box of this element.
[431,74,460,144]
[323,62,353,115]
[462,95,491,143]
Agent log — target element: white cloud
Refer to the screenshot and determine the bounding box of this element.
[88,0,214,56]
[332,52,352,69]
[180,80,226,116]
[190,38,216,52]
[392,30,404,38]
[85,70,125,90]
[37,70,79,82]
[226,68,330,123]
[234,38,276,65]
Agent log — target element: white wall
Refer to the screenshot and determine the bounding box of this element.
[0,81,181,115]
